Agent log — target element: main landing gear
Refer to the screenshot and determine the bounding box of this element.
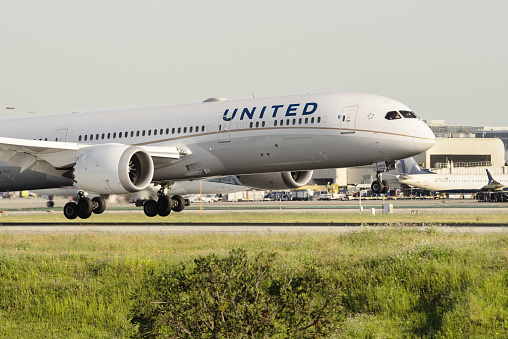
[143,184,187,217]
[63,192,106,220]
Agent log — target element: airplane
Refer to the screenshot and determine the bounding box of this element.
[30,175,249,208]
[394,157,508,193]
[0,92,435,219]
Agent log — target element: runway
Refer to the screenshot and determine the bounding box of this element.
[1,197,507,234]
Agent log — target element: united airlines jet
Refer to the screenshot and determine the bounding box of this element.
[0,92,435,219]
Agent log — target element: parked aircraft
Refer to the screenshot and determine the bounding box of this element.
[395,158,508,193]
[0,92,435,219]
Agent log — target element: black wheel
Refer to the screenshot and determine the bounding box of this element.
[144,199,159,217]
[63,202,79,220]
[47,200,55,208]
[79,210,92,219]
[158,195,171,217]
[381,180,389,194]
[184,198,190,206]
[92,197,106,214]
[371,180,384,194]
[172,195,186,212]
[78,197,93,215]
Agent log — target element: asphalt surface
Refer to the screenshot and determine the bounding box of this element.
[1,197,507,234]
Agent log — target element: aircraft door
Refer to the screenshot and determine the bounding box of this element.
[55,129,68,142]
[340,106,358,134]
[217,115,232,143]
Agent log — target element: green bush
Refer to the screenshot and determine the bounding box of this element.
[130,249,340,338]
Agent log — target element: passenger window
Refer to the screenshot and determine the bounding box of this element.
[90,134,93,140]
[311,117,315,123]
[274,120,278,126]
[385,111,402,120]
[79,135,82,141]
[136,131,140,137]
[160,128,164,135]
[201,126,205,132]
[299,118,302,124]
[280,119,284,126]
[96,134,99,140]
[256,121,259,128]
[190,126,193,133]
[154,129,157,135]
[107,133,111,139]
[250,122,253,128]
[178,127,181,133]
[184,127,187,133]
[172,128,175,134]
[148,130,151,136]
[317,117,321,123]
[262,121,265,127]
[399,110,418,118]
[113,132,116,139]
[286,119,290,125]
[166,128,169,134]
[102,133,105,139]
[142,130,146,136]
[119,132,122,138]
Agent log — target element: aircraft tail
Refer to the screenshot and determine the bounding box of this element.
[396,158,435,175]
[486,169,494,184]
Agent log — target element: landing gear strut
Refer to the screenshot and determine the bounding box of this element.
[143,183,186,217]
[371,161,393,195]
[63,192,107,220]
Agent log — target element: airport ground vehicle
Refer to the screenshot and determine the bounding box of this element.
[477,191,508,202]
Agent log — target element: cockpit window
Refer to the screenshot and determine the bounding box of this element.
[399,110,418,118]
[385,111,401,120]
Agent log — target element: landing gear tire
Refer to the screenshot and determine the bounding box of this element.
[92,197,106,214]
[171,195,186,212]
[79,210,92,219]
[78,197,93,215]
[371,180,385,194]
[157,195,172,217]
[144,199,159,217]
[47,200,55,208]
[64,202,79,220]
[381,180,389,194]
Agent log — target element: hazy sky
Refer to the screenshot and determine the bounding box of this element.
[1,1,507,126]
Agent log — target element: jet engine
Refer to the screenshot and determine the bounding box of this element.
[238,171,313,190]
[72,144,154,194]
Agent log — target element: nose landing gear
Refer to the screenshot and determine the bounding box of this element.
[371,161,394,194]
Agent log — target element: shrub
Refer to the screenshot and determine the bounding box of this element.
[130,249,339,338]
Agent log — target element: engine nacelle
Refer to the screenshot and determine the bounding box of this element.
[238,171,313,190]
[73,144,154,194]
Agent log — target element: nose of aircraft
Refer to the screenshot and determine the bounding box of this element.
[413,121,436,153]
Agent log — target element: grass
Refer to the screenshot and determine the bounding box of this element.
[1,210,508,224]
[1,227,508,337]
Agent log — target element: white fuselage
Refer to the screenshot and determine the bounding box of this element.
[0,92,435,191]
[398,173,508,192]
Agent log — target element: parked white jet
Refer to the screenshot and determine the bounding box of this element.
[0,92,435,219]
[395,158,508,193]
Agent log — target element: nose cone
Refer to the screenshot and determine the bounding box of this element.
[413,121,435,153]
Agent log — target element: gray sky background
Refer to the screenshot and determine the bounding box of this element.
[1,0,507,126]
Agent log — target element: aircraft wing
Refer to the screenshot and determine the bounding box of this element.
[0,136,184,173]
